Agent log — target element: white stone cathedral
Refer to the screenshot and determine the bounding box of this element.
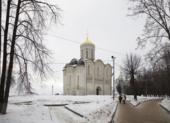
[63,37,112,95]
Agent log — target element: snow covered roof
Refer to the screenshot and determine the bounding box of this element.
[64,58,85,68]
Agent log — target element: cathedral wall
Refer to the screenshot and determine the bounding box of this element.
[86,80,94,95]
[94,60,105,81]
[103,64,112,95]
[63,67,74,95]
[75,66,86,95]
[104,84,112,95]
[64,61,112,95]
[63,70,67,95]
[94,60,105,95]
[85,61,95,95]
[63,65,86,95]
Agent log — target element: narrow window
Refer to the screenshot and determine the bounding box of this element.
[97,67,99,76]
[69,75,71,87]
[77,76,79,89]
[88,65,90,75]
[106,69,108,78]
[86,48,88,58]
[91,49,93,59]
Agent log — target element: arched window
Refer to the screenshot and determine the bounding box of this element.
[96,86,101,95]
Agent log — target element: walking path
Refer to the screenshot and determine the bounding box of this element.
[114,100,170,123]
[49,107,87,123]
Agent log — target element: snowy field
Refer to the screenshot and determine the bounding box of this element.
[0,95,117,123]
[0,95,169,123]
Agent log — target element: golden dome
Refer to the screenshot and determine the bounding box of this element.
[81,37,94,46]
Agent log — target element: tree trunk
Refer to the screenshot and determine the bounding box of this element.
[0,0,2,72]
[130,72,137,100]
[0,0,2,110]
[0,0,12,113]
[0,0,2,108]
[1,0,21,114]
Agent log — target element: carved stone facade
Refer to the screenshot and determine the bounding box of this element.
[63,37,112,95]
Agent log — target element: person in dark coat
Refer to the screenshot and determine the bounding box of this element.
[119,95,122,103]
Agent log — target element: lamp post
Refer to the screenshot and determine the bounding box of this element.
[111,56,115,98]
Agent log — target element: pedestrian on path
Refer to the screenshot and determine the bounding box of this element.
[119,95,122,103]
[122,94,126,104]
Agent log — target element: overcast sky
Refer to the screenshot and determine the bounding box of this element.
[36,0,147,94]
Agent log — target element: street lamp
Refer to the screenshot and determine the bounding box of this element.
[111,56,115,98]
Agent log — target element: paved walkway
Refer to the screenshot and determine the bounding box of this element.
[114,100,170,123]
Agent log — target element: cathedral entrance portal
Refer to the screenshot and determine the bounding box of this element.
[96,87,101,95]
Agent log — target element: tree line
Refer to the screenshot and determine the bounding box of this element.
[121,47,170,97]
[117,0,170,100]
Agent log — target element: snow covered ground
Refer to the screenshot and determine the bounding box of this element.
[160,97,170,112]
[126,95,170,113]
[126,95,162,106]
[65,98,117,123]
[1,95,169,123]
[0,95,117,123]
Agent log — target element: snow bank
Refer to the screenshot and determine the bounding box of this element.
[127,95,161,106]
[160,97,170,113]
[65,97,117,123]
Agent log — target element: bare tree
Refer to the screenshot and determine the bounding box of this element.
[0,0,1,110]
[122,53,141,100]
[0,0,12,112]
[0,0,60,114]
[0,0,1,113]
[129,0,170,47]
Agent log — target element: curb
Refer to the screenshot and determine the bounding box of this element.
[108,102,118,123]
[64,106,84,118]
[44,104,68,106]
[160,104,170,113]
